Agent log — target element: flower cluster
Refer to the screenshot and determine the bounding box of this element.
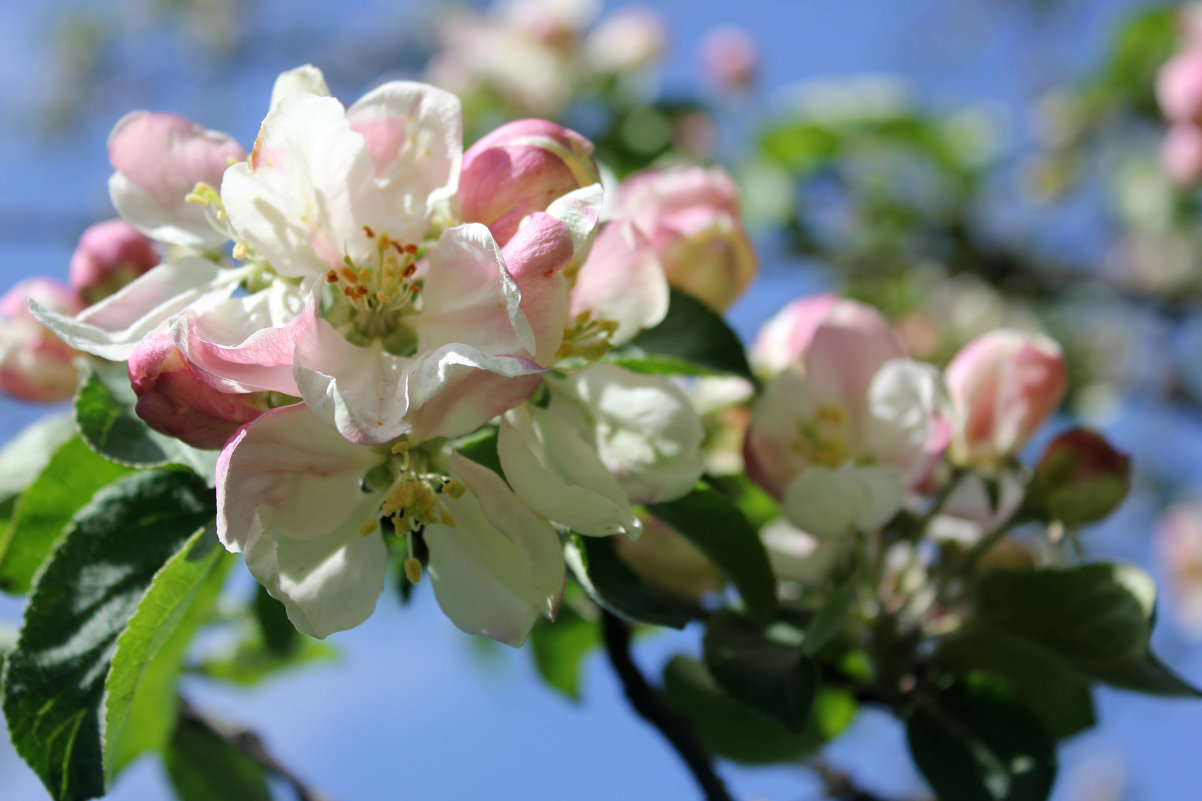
[1158,5,1202,184]
[22,65,722,645]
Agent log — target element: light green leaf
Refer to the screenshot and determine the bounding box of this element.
[0,436,133,595]
[0,470,215,801]
[529,597,600,701]
[907,678,1056,801]
[163,714,272,801]
[648,486,777,624]
[193,636,338,688]
[0,413,76,501]
[802,556,862,656]
[702,611,819,731]
[103,527,232,780]
[74,362,218,480]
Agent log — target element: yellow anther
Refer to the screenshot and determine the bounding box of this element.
[391,439,410,454]
[404,557,423,584]
[439,508,455,526]
[359,268,372,285]
[340,267,359,284]
[443,480,466,499]
[233,242,248,261]
[358,518,379,537]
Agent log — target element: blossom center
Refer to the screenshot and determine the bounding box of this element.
[325,226,424,355]
[792,404,849,468]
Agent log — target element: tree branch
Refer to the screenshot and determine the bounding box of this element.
[600,610,735,801]
[178,697,337,801]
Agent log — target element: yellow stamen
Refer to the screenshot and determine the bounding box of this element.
[404,557,423,584]
[358,519,378,537]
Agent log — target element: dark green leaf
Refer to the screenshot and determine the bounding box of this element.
[803,556,862,656]
[529,599,600,700]
[937,633,1096,740]
[662,655,854,764]
[104,528,231,779]
[974,563,1201,696]
[704,473,779,529]
[907,678,1057,801]
[566,535,692,629]
[649,486,777,623]
[452,426,503,478]
[625,289,756,384]
[703,611,818,731]
[74,362,218,478]
[1,470,215,801]
[0,436,133,595]
[163,715,272,801]
[254,585,298,657]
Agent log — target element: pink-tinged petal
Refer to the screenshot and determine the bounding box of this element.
[501,212,572,364]
[450,452,564,618]
[458,118,599,246]
[293,320,412,445]
[498,404,641,538]
[404,346,543,442]
[0,278,82,403]
[1162,123,1202,186]
[415,223,535,357]
[653,207,757,311]
[129,331,269,449]
[698,25,758,92]
[615,165,741,232]
[68,219,158,305]
[173,280,315,395]
[222,93,392,279]
[108,111,246,249]
[29,258,246,361]
[244,514,387,639]
[583,7,667,73]
[269,64,330,110]
[216,404,385,553]
[801,302,908,417]
[569,219,668,347]
[743,369,815,498]
[347,81,463,215]
[751,294,840,376]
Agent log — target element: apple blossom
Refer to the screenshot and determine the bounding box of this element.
[217,403,564,643]
[0,278,83,403]
[68,219,158,305]
[1158,49,1202,124]
[1161,123,1202,186]
[699,25,758,92]
[108,111,246,249]
[944,329,1068,467]
[1156,500,1202,638]
[583,7,667,74]
[128,331,270,449]
[751,294,907,377]
[745,301,948,538]
[615,165,757,312]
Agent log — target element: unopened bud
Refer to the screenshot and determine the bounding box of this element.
[1029,428,1131,526]
[68,219,158,305]
[458,119,600,246]
[128,332,269,449]
[0,278,83,403]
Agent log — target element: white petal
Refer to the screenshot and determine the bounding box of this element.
[29,259,246,361]
[781,464,904,540]
[245,517,387,639]
[109,172,229,250]
[347,81,463,214]
[498,405,641,538]
[864,359,949,482]
[270,64,330,110]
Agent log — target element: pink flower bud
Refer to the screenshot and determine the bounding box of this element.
[1158,50,1202,124]
[1029,428,1131,526]
[1161,123,1202,186]
[128,332,270,449]
[945,330,1067,465]
[698,25,758,92]
[751,294,908,377]
[459,119,600,246]
[68,219,158,305]
[0,278,83,403]
[615,515,724,601]
[615,166,757,312]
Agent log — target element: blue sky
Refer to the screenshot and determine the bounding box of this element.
[2,1,1201,799]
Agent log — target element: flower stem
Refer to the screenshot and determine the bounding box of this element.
[600,611,735,801]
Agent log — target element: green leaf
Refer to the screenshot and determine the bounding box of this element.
[702,611,818,731]
[648,486,777,623]
[0,436,133,595]
[452,426,503,478]
[624,289,757,384]
[254,584,299,657]
[1,470,215,801]
[104,528,231,779]
[529,597,600,701]
[193,637,337,688]
[802,556,862,656]
[662,655,854,765]
[937,633,1096,740]
[163,715,272,801]
[74,362,218,479]
[907,678,1056,801]
[973,563,1201,697]
[604,351,733,379]
[565,535,692,629]
[0,413,76,501]
[704,473,779,529]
